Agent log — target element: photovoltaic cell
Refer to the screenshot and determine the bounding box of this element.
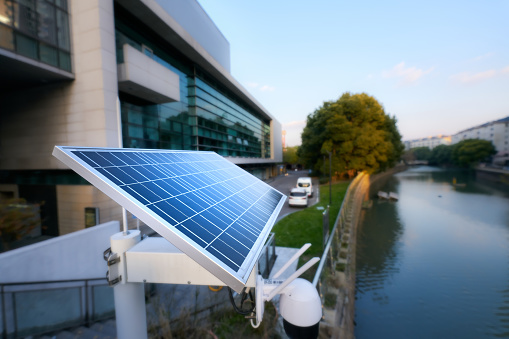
[53,146,286,291]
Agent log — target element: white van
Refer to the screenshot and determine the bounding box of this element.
[296,177,313,197]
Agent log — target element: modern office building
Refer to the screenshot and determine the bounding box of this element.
[403,135,452,150]
[451,116,509,153]
[0,0,283,241]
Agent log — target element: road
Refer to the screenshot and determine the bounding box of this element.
[267,170,320,222]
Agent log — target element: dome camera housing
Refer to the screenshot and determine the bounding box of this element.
[279,278,322,339]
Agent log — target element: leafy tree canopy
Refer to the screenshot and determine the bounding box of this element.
[411,147,432,161]
[451,139,496,167]
[298,92,404,177]
[425,139,496,167]
[283,146,299,165]
[429,144,453,165]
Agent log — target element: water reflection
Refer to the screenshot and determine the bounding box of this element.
[355,166,509,338]
[356,178,403,291]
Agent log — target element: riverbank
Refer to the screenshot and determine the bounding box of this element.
[475,165,509,185]
[323,164,407,338]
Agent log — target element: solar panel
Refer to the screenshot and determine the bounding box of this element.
[53,146,286,292]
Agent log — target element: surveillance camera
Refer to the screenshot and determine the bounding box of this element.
[253,247,321,337]
[279,278,321,339]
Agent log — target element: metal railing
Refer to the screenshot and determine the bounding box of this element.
[1,277,114,339]
[312,172,368,299]
[258,232,277,279]
[0,232,277,338]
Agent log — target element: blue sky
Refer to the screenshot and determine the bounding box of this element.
[198,0,509,146]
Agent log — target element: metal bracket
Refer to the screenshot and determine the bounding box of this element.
[104,248,122,286]
[106,270,122,286]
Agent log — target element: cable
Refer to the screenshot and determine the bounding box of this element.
[228,287,255,316]
[250,318,261,328]
[208,285,223,292]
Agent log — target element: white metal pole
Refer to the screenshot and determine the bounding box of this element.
[116,97,129,235]
[110,230,147,339]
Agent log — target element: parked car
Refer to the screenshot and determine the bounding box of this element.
[296,177,313,197]
[289,188,308,207]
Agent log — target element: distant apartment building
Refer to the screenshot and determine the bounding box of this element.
[451,116,509,153]
[0,0,283,240]
[404,135,452,150]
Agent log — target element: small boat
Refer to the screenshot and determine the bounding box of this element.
[389,192,399,201]
[378,191,389,199]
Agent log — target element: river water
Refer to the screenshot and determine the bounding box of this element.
[355,166,509,338]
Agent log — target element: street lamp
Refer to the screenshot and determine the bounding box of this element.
[328,151,332,206]
[323,152,332,206]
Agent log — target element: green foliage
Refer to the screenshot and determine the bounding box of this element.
[426,139,496,167]
[429,144,453,165]
[401,149,416,163]
[272,181,350,281]
[0,198,41,251]
[451,139,496,167]
[298,92,403,177]
[283,146,299,165]
[147,297,281,338]
[382,115,405,170]
[411,147,432,161]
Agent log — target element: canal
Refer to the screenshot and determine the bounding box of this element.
[355,166,509,338]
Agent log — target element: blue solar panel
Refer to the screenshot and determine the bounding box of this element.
[53,146,286,291]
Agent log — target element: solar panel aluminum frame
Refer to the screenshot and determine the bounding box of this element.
[53,146,286,293]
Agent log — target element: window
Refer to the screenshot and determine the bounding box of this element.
[0,24,14,50]
[36,0,57,45]
[1,0,71,71]
[0,0,14,25]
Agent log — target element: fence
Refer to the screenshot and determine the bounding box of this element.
[312,171,370,333]
[258,232,277,279]
[1,231,278,339]
[1,278,114,339]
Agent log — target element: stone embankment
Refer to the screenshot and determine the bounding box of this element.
[317,165,407,338]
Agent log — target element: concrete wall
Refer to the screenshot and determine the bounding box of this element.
[56,185,123,235]
[0,221,120,283]
[66,0,120,151]
[271,119,283,163]
[0,0,120,171]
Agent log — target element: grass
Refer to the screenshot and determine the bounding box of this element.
[210,303,282,339]
[271,180,350,281]
[148,292,282,339]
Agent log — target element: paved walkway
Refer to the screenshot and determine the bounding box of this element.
[267,170,320,222]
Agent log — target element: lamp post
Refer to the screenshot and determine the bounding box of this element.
[328,151,332,206]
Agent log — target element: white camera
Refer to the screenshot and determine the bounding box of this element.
[253,244,322,338]
[280,278,322,338]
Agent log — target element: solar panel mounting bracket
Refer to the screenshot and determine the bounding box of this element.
[125,236,257,287]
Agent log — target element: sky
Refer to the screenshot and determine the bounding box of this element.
[197,0,509,147]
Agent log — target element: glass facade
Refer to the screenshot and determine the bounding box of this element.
[115,12,271,158]
[0,0,71,71]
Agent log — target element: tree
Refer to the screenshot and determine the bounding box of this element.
[382,115,405,170]
[283,146,299,166]
[411,147,432,161]
[0,198,41,251]
[451,139,496,167]
[401,149,416,163]
[429,144,453,166]
[298,92,403,177]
